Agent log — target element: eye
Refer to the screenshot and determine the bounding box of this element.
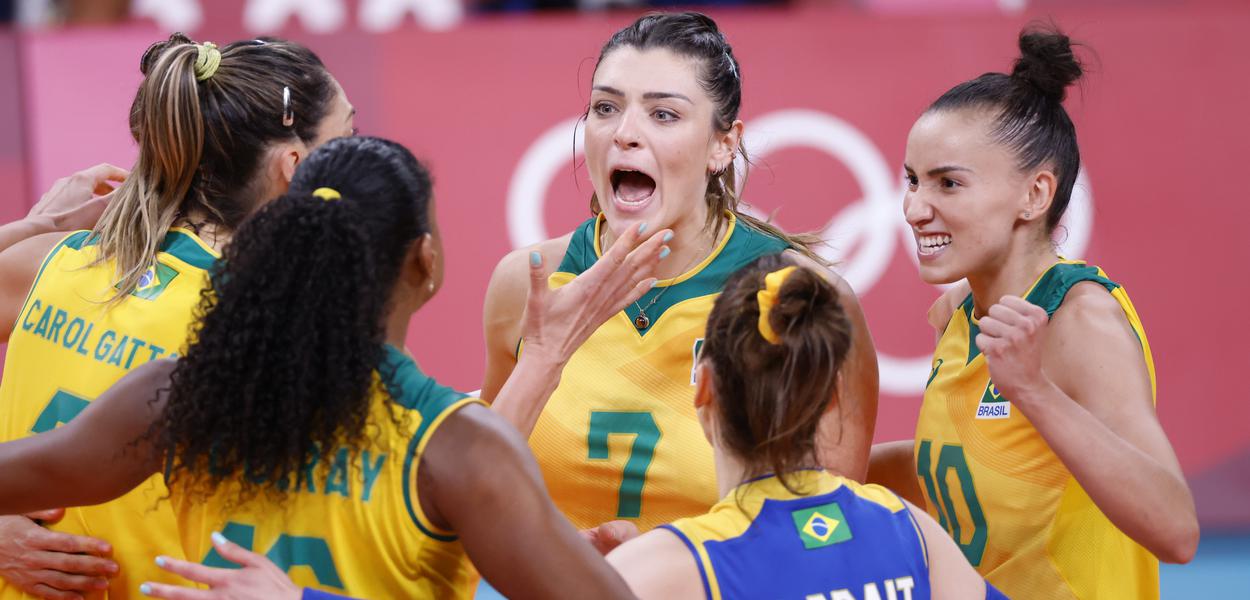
[593,102,618,117]
[905,173,918,191]
[940,177,960,190]
[653,109,678,122]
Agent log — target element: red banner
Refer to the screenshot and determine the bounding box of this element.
[10,4,1250,520]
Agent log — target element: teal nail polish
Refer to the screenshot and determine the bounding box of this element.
[154,556,166,568]
[637,222,648,235]
[211,531,227,546]
[139,583,152,596]
[529,251,541,268]
[663,231,673,243]
[659,247,671,259]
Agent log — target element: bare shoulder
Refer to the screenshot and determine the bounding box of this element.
[1048,281,1140,353]
[607,526,702,600]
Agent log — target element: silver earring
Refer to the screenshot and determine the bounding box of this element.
[427,281,435,293]
[1023,211,1032,219]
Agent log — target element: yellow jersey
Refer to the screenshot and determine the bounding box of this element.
[662,470,931,600]
[528,213,788,530]
[914,260,1158,599]
[0,228,218,599]
[174,345,480,599]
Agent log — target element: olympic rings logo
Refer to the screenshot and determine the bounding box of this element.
[507,110,1093,395]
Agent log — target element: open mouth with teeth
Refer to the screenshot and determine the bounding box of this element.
[917,233,951,256]
[610,169,657,207]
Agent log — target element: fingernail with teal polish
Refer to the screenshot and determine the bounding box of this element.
[663,231,673,243]
[638,222,648,235]
[154,556,166,568]
[659,247,671,259]
[139,583,152,596]
[211,531,227,546]
[529,251,541,268]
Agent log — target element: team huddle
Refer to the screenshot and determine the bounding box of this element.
[0,11,1196,600]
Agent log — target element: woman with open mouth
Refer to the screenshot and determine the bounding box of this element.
[481,11,880,535]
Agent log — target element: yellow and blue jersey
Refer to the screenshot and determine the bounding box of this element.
[662,470,931,600]
[915,260,1158,599]
[528,213,788,530]
[0,228,218,599]
[174,345,481,599]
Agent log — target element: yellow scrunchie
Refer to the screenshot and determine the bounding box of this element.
[756,266,797,345]
[311,187,342,202]
[194,42,221,81]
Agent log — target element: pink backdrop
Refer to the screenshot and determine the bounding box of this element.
[7,3,1249,521]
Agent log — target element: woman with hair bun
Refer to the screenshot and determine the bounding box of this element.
[870,26,1198,599]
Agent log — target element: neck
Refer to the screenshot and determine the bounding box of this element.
[383,301,420,350]
[602,206,721,281]
[967,236,1059,319]
[178,208,231,252]
[714,444,750,499]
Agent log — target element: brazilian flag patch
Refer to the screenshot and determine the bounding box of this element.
[129,262,180,301]
[791,502,852,550]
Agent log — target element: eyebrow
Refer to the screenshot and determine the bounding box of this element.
[905,164,972,176]
[592,85,692,103]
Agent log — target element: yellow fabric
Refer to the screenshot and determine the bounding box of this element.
[755,265,796,344]
[173,382,482,600]
[0,229,218,600]
[311,188,341,202]
[914,260,1159,599]
[528,213,788,531]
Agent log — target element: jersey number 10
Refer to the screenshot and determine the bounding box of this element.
[916,440,987,566]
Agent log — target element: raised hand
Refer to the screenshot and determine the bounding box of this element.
[28,163,127,233]
[974,295,1050,403]
[520,222,671,365]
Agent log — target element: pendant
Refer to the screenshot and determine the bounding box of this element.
[634,312,650,330]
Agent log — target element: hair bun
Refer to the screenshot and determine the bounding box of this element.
[765,267,840,343]
[1011,27,1083,103]
[139,32,194,76]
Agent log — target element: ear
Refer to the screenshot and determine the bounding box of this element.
[1022,168,1057,223]
[277,140,311,185]
[694,362,714,409]
[707,119,744,174]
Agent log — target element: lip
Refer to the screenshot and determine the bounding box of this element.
[914,231,951,263]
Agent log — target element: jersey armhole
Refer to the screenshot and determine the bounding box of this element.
[657,524,715,600]
[402,396,485,542]
[896,492,931,572]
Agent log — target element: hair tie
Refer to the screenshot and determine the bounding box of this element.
[756,266,797,344]
[194,42,221,81]
[311,187,341,202]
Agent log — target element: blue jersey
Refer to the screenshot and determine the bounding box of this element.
[661,470,931,600]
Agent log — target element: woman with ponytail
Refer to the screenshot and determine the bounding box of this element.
[0,33,353,599]
[483,11,879,535]
[871,26,1197,598]
[0,136,670,599]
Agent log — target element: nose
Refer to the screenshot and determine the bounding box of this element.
[904,187,933,228]
[613,108,643,150]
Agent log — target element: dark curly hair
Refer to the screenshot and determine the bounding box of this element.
[153,136,433,501]
[701,254,853,495]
